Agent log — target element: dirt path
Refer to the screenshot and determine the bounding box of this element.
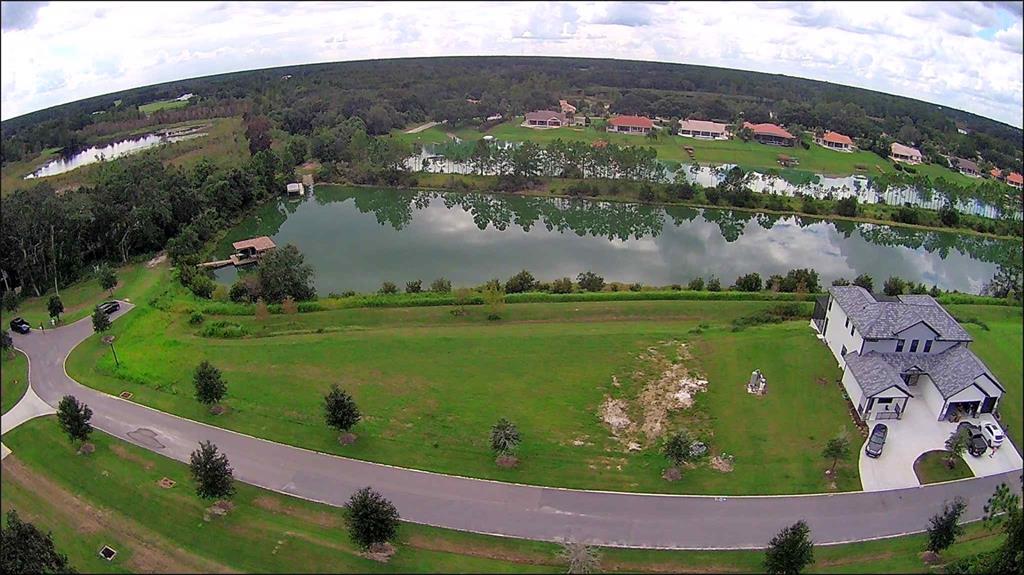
[1,456,234,574]
[404,121,440,134]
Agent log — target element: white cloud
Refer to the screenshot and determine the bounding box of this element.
[1,1,1021,128]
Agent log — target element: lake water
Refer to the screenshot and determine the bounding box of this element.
[25,126,207,179]
[213,186,1018,295]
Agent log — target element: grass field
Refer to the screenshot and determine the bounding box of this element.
[913,450,974,484]
[66,267,864,494]
[0,416,1006,573]
[1,350,28,415]
[138,98,190,115]
[391,118,993,185]
[0,259,163,331]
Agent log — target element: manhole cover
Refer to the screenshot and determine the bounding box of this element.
[99,545,117,560]
[119,391,133,400]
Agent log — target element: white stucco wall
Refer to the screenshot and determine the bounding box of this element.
[842,369,866,413]
[823,300,862,365]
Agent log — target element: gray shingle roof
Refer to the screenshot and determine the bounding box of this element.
[829,286,972,341]
[846,345,1003,399]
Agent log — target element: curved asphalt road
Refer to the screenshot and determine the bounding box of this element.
[5,304,1021,549]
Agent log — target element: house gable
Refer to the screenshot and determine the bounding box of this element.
[870,384,912,399]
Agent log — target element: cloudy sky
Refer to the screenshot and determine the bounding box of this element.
[2,1,1022,127]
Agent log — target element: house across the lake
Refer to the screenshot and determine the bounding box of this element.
[607,115,654,135]
[814,286,1004,423]
[1007,172,1023,190]
[948,156,980,177]
[990,168,1004,181]
[523,110,566,128]
[816,130,855,152]
[890,142,923,164]
[286,182,305,196]
[743,122,796,146]
[678,119,730,140]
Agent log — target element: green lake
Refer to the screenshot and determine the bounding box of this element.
[214,185,1019,295]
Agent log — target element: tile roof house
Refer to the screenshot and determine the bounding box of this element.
[559,99,577,115]
[990,168,1004,180]
[678,119,730,140]
[743,122,796,146]
[948,156,981,177]
[890,142,923,164]
[607,115,654,135]
[523,110,566,128]
[1008,172,1023,190]
[815,130,855,152]
[813,286,1003,423]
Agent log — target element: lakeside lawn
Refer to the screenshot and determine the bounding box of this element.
[0,416,1006,574]
[391,118,996,186]
[1,350,28,415]
[66,272,862,494]
[138,98,190,115]
[913,450,974,485]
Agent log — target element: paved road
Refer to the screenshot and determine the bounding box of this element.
[5,305,1021,549]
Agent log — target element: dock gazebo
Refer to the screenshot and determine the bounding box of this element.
[230,236,276,266]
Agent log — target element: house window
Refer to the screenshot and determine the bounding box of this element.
[896,339,905,352]
[828,298,832,311]
[910,340,919,352]
[877,397,893,404]
[841,345,847,356]
[850,325,855,336]
[845,317,850,328]
[924,340,932,353]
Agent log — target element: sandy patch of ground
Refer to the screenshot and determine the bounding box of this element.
[109,443,156,470]
[146,252,168,268]
[600,341,708,448]
[252,495,340,528]
[709,455,734,473]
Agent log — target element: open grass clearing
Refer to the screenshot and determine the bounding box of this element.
[138,98,190,115]
[1,350,28,415]
[913,450,974,485]
[69,280,860,494]
[0,416,1007,573]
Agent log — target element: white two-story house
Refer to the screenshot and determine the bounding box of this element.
[813,286,1004,423]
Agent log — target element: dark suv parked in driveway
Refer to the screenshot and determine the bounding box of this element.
[98,301,120,315]
[957,422,988,457]
[9,317,31,334]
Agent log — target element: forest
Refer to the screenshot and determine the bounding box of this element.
[3,56,1022,173]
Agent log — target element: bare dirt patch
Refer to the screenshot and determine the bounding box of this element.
[146,252,168,268]
[109,443,156,470]
[361,541,397,563]
[252,495,340,528]
[709,455,734,473]
[157,477,176,489]
[496,455,519,469]
[2,456,233,573]
[203,500,235,521]
[77,442,96,455]
[338,432,357,446]
[600,341,708,449]
[406,533,554,566]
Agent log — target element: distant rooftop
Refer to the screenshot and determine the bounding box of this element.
[232,236,276,252]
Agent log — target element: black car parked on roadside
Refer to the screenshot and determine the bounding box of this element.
[9,317,31,334]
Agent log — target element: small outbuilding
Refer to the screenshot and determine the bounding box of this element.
[286,182,305,196]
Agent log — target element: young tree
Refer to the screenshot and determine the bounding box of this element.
[550,277,574,294]
[490,418,521,457]
[452,287,472,315]
[504,270,538,294]
[430,277,451,293]
[97,263,118,295]
[983,482,1022,529]
[405,279,423,294]
[193,360,227,407]
[1,290,19,312]
[189,441,236,500]
[91,306,111,333]
[323,384,361,440]
[822,432,850,476]
[706,276,722,292]
[558,539,602,574]
[344,486,400,551]
[926,497,966,554]
[734,273,763,292]
[764,520,815,575]
[56,395,93,444]
[46,295,64,323]
[663,430,692,469]
[379,281,398,295]
[482,284,505,320]
[255,244,316,303]
[944,428,968,468]
[687,277,705,291]
[281,296,298,314]
[0,509,74,574]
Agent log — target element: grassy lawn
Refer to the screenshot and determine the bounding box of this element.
[0,259,164,331]
[0,416,1006,573]
[913,450,974,484]
[1,350,28,415]
[946,304,1024,453]
[138,98,189,115]
[67,270,860,494]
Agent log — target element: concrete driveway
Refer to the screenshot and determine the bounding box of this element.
[860,380,1022,491]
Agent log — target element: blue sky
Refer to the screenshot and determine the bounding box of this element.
[2,1,1022,127]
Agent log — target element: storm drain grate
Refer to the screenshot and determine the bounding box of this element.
[119,391,133,400]
[99,545,117,561]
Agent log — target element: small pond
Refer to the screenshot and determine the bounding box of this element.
[25,126,207,179]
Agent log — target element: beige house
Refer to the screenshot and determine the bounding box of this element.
[816,131,855,152]
[890,142,923,164]
[523,110,566,128]
[678,119,729,140]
